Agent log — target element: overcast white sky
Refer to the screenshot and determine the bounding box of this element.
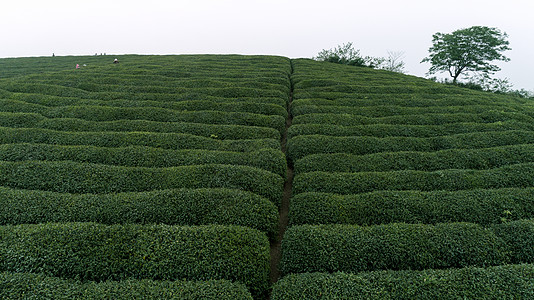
[1,0,533,90]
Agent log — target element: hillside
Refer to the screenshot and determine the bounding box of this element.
[1,55,534,299]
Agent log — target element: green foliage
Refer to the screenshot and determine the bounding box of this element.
[313,43,403,71]
[0,223,270,297]
[0,54,292,299]
[292,163,534,195]
[290,93,520,107]
[314,42,369,66]
[287,130,534,162]
[291,110,533,127]
[440,74,534,98]
[284,57,534,298]
[280,223,508,275]
[272,264,534,300]
[294,144,534,173]
[0,272,253,300]
[0,99,286,133]
[0,97,287,118]
[0,111,281,140]
[6,53,534,298]
[0,187,278,240]
[292,83,460,97]
[288,120,533,139]
[10,91,288,108]
[493,220,534,264]
[289,188,534,226]
[421,26,511,83]
[0,127,280,152]
[29,72,289,90]
[0,161,283,206]
[291,102,519,118]
[0,143,286,178]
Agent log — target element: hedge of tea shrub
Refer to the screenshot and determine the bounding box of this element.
[0,82,287,100]
[85,89,284,103]
[272,264,534,300]
[0,82,91,98]
[294,144,534,173]
[33,74,290,89]
[287,130,534,161]
[10,91,288,108]
[0,127,280,152]
[292,163,534,195]
[0,99,286,132]
[0,111,281,140]
[280,223,508,275]
[291,110,533,126]
[287,120,533,139]
[291,103,518,118]
[291,90,463,101]
[0,112,46,128]
[7,95,287,117]
[290,86,487,100]
[77,87,287,103]
[0,143,286,177]
[0,223,270,297]
[292,82,468,96]
[290,94,521,108]
[0,161,283,206]
[492,219,534,264]
[35,77,289,95]
[0,187,278,240]
[289,188,534,226]
[0,272,253,300]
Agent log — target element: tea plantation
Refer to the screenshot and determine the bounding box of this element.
[1,55,534,299]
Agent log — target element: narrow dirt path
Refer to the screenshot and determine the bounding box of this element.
[269,59,294,290]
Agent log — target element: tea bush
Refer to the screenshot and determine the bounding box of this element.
[288,120,533,139]
[272,264,534,300]
[0,187,278,240]
[0,223,270,297]
[0,127,280,152]
[292,163,534,195]
[0,161,283,206]
[0,143,286,177]
[289,188,534,226]
[493,219,534,264]
[294,144,534,173]
[0,100,286,132]
[280,223,508,275]
[291,103,518,118]
[0,112,281,140]
[287,130,534,161]
[291,110,533,126]
[0,272,253,300]
[290,94,521,108]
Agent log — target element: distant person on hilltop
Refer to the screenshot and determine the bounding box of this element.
[113,58,119,64]
[75,64,80,69]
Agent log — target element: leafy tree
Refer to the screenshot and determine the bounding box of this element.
[382,50,406,73]
[314,42,390,68]
[421,26,511,83]
[314,43,406,72]
[314,42,368,66]
[468,74,513,94]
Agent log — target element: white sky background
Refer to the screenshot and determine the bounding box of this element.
[1,0,533,90]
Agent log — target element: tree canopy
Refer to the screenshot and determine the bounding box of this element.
[314,42,405,73]
[314,42,372,67]
[421,26,511,83]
